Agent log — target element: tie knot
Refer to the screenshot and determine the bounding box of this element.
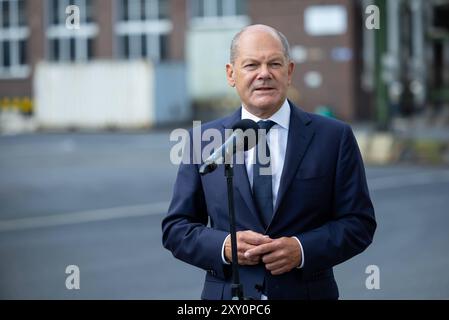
[258,120,276,132]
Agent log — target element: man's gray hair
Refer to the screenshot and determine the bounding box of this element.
[230,26,291,64]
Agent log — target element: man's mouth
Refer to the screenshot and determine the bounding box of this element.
[254,87,275,91]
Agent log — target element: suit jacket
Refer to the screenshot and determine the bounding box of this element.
[162,101,376,300]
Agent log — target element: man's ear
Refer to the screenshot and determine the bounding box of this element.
[287,61,295,86]
[226,63,235,87]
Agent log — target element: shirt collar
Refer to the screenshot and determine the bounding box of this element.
[241,99,290,130]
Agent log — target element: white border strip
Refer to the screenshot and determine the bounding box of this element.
[368,171,449,191]
[0,202,169,232]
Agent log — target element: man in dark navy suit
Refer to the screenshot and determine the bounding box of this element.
[162,24,376,300]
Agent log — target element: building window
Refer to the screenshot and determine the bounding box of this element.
[116,0,172,61]
[189,0,248,27]
[46,0,98,62]
[0,0,29,78]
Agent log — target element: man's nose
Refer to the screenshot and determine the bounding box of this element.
[257,64,272,80]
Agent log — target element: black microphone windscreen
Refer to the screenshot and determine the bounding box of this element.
[231,119,259,131]
[231,119,259,151]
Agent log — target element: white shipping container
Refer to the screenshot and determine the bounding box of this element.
[34,60,189,130]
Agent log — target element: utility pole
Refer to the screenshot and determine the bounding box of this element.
[374,0,389,130]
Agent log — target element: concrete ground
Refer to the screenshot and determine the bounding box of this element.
[0,132,448,299]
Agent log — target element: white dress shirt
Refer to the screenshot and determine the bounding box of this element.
[221,100,304,271]
[241,99,290,209]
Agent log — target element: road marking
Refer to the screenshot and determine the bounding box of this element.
[1,171,449,232]
[368,170,449,191]
[0,202,169,232]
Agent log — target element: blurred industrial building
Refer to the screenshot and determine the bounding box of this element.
[0,0,448,134]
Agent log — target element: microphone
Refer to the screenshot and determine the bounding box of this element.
[199,119,259,175]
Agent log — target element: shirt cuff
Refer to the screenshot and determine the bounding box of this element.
[292,236,305,268]
[221,234,231,265]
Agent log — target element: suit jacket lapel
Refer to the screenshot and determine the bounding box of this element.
[222,108,265,229]
[272,103,315,217]
[220,103,315,230]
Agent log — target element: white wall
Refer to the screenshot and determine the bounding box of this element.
[186,26,246,100]
[34,61,189,129]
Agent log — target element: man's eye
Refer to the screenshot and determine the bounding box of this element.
[244,64,257,68]
[271,63,282,67]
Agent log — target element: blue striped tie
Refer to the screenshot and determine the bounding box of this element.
[253,120,276,227]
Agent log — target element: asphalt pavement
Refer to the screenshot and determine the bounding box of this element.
[0,132,448,299]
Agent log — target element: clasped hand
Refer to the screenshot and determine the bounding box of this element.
[224,230,301,275]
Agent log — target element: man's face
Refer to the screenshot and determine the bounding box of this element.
[226,29,295,118]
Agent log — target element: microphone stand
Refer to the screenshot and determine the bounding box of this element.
[199,134,249,300]
[224,162,244,300]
